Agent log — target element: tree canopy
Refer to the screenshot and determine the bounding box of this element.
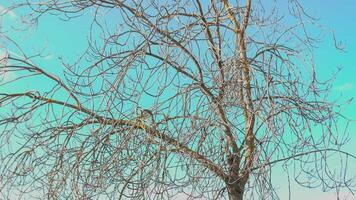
[0,1,355,199]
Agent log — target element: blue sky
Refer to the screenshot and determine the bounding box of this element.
[271,2,356,199]
[1,1,356,199]
[272,2,356,199]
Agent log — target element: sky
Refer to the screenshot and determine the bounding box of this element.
[268,1,356,199]
[304,0,356,152]
[1,0,356,199]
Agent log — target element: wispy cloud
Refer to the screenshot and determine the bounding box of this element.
[0,5,16,19]
[0,70,15,83]
[319,191,354,200]
[0,49,19,83]
[44,54,54,60]
[335,82,354,91]
[0,49,8,65]
[0,50,11,83]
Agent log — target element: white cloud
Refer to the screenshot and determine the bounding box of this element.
[335,82,354,91]
[0,49,15,83]
[0,70,14,83]
[44,54,54,60]
[314,191,355,200]
[0,49,8,65]
[0,5,16,19]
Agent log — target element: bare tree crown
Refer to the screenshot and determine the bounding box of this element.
[0,0,354,199]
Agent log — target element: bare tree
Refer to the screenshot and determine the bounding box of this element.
[0,0,355,199]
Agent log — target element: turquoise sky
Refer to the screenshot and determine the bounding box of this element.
[1,1,356,199]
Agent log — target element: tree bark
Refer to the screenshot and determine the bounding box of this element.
[227,185,244,200]
[227,181,245,200]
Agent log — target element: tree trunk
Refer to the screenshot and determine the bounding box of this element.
[227,183,245,200]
